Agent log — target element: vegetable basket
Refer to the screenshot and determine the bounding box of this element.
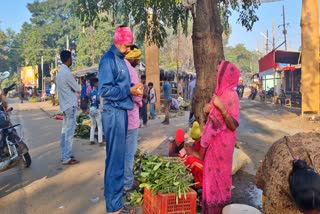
[143,187,197,214]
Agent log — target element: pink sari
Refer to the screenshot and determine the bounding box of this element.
[201,60,240,214]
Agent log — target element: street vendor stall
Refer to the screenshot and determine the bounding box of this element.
[258,50,301,106]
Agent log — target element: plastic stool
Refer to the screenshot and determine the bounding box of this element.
[285,98,291,107]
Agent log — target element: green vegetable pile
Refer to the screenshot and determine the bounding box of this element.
[127,150,195,205]
[74,113,90,139]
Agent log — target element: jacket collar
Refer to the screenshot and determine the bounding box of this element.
[110,44,125,59]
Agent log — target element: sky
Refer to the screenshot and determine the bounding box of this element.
[0,0,317,52]
[228,0,307,52]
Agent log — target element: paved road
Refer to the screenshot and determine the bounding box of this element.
[0,99,107,214]
[0,98,317,213]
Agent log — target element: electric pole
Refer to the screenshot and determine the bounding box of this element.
[272,20,275,50]
[41,55,44,94]
[266,30,269,53]
[282,5,287,50]
[90,26,95,66]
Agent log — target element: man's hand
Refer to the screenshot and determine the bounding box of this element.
[130,83,143,97]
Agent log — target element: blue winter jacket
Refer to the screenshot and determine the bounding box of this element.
[98,45,133,111]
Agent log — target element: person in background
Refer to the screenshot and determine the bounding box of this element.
[148,82,156,119]
[86,79,92,97]
[178,79,184,98]
[201,60,240,213]
[0,89,8,111]
[188,75,196,128]
[28,87,33,98]
[161,77,171,125]
[170,97,180,111]
[184,121,204,189]
[124,45,143,193]
[80,79,88,113]
[88,77,104,146]
[99,26,143,214]
[56,50,81,165]
[168,128,185,157]
[139,74,148,127]
[168,125,204,189]
[177,92,185,107]
[236,79,244,99]
[256,132,320,214]
[50,80,56,106]
[188,75,196,101]
[18,79,25,104]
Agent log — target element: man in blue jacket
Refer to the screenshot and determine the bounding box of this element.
[99,26,143,214]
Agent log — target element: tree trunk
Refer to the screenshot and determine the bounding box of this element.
[301,0,320,114]
[192,0,224,128]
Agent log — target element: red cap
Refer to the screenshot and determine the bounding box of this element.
[175,128,185,145]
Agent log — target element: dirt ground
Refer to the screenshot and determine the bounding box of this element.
[0,97,319,213]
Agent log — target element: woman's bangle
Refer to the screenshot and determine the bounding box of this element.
[221,109,228,116]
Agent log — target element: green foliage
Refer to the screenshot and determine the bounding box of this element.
[133,151,195,204]
[0,28,24,74]
[219,0,260,32]
[1,73,18,89]
[0,30,8,72]
[224,43,259,76]
[75,0,188,46]
[75,0,260,47]
[5,29,25,71]
[76,22,114,67]
[19,0,81,66]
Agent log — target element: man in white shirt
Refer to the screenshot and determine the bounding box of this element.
[50,80,56,106]
[56,50,81,165]
[148,82,156,119]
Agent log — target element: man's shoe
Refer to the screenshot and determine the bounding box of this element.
[162,121,169,125]
[62,159,80,165]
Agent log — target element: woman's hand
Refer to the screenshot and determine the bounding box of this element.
[212,95,225,112]
[203,103,211,114]
[184,143,193,155]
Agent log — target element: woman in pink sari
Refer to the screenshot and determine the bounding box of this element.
[201,60,240,214]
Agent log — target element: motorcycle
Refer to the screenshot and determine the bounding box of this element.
[260,87,274,102]
[0,71,32,172]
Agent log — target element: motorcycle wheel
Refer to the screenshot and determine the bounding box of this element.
[22,152,32,168]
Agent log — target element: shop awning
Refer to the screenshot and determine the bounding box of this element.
[73,66,98,77]
[259,50,301,74]
[274,50,301,65]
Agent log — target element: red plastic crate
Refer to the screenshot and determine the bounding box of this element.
[143,187,197,214]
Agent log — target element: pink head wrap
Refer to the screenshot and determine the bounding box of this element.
[114,26,134,45]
